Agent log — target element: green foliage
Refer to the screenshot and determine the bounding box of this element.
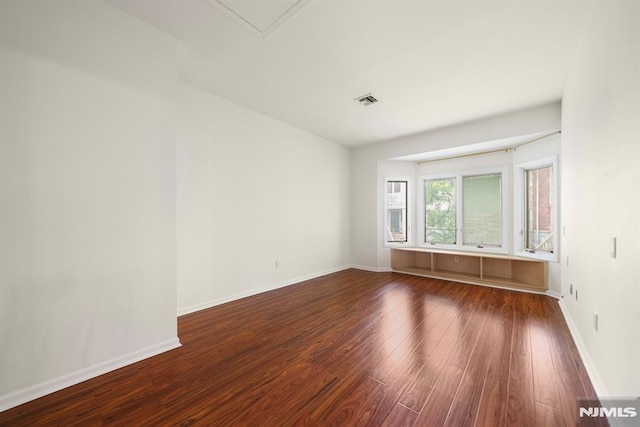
[425,178,456,244]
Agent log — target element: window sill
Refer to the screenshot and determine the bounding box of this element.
[517,250,558,263]
[419,243,508,256]
[384,241,411,248]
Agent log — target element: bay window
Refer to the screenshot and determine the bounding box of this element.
[421,169,507,252]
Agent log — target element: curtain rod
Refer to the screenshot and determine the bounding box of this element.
[417,130,561,164]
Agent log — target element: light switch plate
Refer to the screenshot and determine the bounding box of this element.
[610,237,617,258]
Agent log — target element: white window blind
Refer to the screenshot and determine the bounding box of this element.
[462,174,502,247]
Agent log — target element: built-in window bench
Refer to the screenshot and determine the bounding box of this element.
[390,247,548,292]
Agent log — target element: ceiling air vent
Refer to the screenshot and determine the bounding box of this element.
[355,93,378,106]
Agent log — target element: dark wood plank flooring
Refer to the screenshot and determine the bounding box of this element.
[0,269,604,426]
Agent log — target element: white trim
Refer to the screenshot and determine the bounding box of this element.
[417,172,457,249]
[0,338,181,413]
[418,167,509,254]
[514,156,559,262]
[350,264,393,273]
[545,290,562,299]
[557,298,608,397]
[383,176,412,248]
[178,265,352,316]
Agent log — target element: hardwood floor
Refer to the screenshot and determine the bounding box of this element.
[0,269,605,426]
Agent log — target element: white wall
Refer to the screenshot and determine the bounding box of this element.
[5,0,636,414]
[352,103,562,274]
[176,83,351,314]
[561,0,640,397]
[0,0,352,410]
[0,0,179,409]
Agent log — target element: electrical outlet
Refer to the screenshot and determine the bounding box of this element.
[275,260,280,268]
[593,312,599,331]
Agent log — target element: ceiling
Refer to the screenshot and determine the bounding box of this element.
[105,0,591,147]
[209,0,312,37]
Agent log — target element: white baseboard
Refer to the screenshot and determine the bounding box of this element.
[0,337,181,413]
[557,298,608,397]
[350,264,393,273]
[178,265,352,316]
[546,290,562,299]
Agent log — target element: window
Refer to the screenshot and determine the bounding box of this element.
[424,177,456,244]
[389,209,403,233]
[525,166,553,252]
[420,169,507,252]
[462,173,502,247]
[517,157,557,261]
[384,179,410,245]
[388,182,403,194]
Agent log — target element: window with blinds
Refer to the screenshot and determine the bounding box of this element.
[462,174,502,247]
[420,169,506,251]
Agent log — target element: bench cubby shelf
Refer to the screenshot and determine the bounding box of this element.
[390,247,548,292]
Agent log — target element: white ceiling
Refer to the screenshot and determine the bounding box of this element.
[105,0,591,147]
[209,0,312,37]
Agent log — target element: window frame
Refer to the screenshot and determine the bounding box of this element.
[515,156,558,262]
[383,176,412,247]
[418,167,509,254]
[421,173,458,250]
[461,172,505,249]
